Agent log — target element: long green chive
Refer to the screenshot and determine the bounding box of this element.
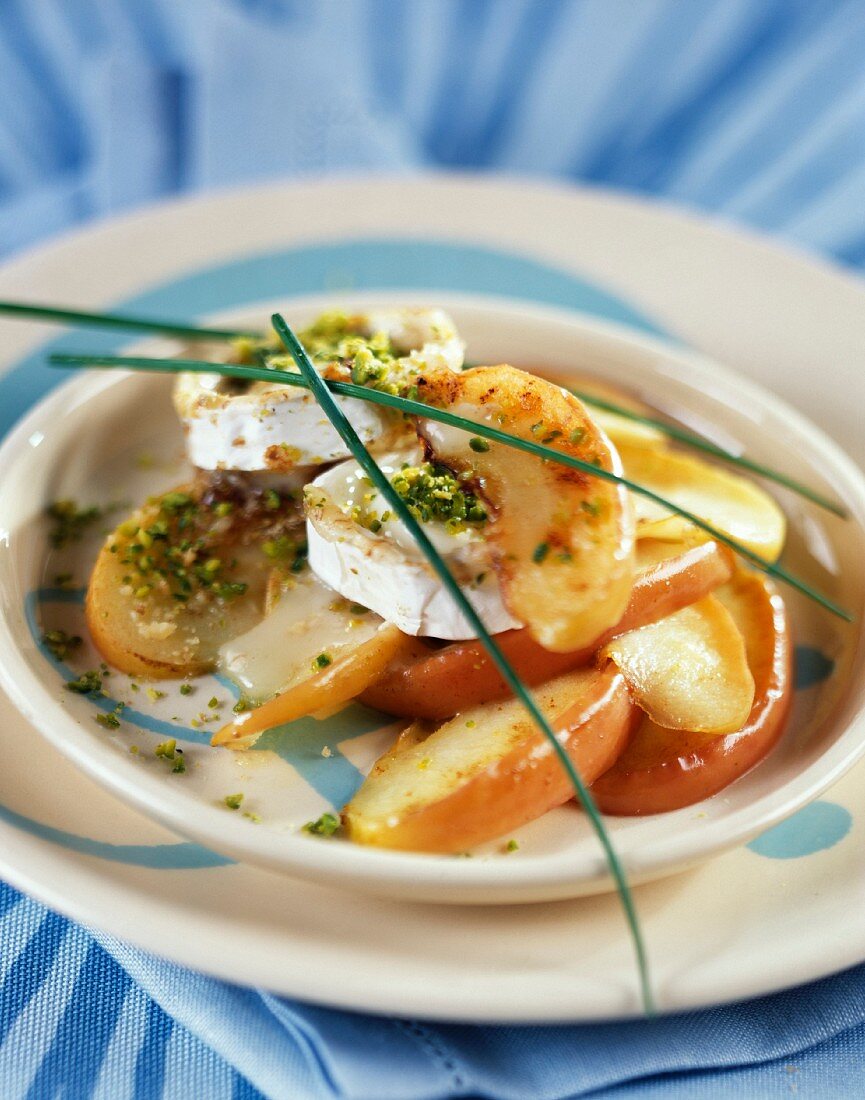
[570,389,847,519]
[11,295,841,515]
[50,351,852,622]
[0,300,253,342]
[271,313,655,1014]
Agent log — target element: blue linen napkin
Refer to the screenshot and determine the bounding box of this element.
[3,2,865,1096]
[3,880,865,1098]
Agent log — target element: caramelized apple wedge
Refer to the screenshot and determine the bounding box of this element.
[620,443,786,560]
[360,540,734,719]
[213,575,416,749]
[87,483,301,678]
[591,571,792,814]
[213,623,411,749]
[343,666,637,853]
[600,595,754,735]
[416,365,635,652]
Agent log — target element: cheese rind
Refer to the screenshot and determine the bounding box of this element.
[174,308,464,472]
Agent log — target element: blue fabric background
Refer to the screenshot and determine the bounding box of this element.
[2,1,865,1096]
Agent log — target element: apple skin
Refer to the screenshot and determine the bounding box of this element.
[343,666,638,854]
[360,541,733,720]
[590,573,792,815]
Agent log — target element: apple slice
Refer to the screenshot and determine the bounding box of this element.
[620,443,786,561]
[213,623,411,749]
[343,665,637,853]
[599,595,755,735]
[87,483,301,678]
[416,364,635,652]
[590,571,792,814]
[212,573,417,749]
[360,539,734,719]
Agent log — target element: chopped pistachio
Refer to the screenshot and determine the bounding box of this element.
[303,812,340,837]
[47,499,104,548]
[224,792,244,811]
[179,683,193,696]
[65,670,102,695]
[42,629,82,662]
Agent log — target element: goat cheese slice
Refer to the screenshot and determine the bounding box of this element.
[174,307,464,473]
[304,448,523,640]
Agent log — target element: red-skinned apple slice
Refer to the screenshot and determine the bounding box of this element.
[343,665,638,853]
[590,570,792,814]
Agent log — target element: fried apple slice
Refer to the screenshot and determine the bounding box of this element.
[619,443,786,560]
[360,539,734,719]
[213,623,411,749]
[87,483,301,677]
[600,595,754,735]
[591,571,792,814]
[213,573,416,748]
[415,365,635,652]
[343,665,637,853]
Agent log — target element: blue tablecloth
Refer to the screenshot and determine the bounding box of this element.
[2,2,865,1096]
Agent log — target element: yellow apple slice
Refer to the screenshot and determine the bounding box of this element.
[600,595,755,735]
[212,572,416,748]
[619,443,786,561]
[343,665,636,853]
[87,484,299,678]
[415,364,635,652]
[213,622,411,750]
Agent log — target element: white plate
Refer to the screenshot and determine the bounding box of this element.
[0,176,864,1018]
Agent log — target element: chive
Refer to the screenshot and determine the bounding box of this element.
[48,352,852,621]
[272,313,655,1015]
[0,300,253,341]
